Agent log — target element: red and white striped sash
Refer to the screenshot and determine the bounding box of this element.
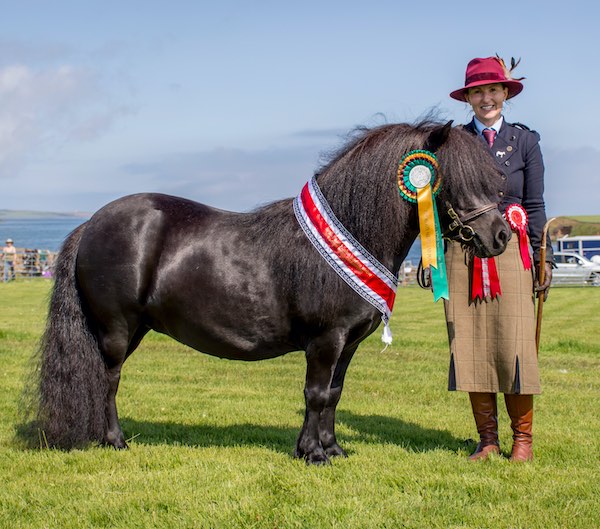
[294,177,398,341]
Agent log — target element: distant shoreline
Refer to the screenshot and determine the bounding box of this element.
[0,210,91,220]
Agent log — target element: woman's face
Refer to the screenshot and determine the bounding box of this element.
[465,83,509,127]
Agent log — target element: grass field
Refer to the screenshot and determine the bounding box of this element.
[1,279,599,529]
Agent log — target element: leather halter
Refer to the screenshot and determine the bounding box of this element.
[443,201,499,243]
[417,201,499,290]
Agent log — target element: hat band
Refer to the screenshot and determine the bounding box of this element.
[465,72,505,85]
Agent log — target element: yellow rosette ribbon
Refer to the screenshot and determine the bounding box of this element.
[397,150,448,301]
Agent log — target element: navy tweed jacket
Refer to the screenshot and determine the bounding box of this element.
[464,119,553,263]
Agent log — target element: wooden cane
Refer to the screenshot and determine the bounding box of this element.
[535,217,556,354]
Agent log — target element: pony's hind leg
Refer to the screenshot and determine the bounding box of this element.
[99,325,147,449]
[104,362,127,449]
[318,344,358,458]
[295,330,345,465]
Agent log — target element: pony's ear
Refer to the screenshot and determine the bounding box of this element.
[425,120,453,152]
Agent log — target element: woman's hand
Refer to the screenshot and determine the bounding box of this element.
[534,261,553,300]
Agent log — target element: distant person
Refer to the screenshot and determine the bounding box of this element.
[445,56,553,462]
[2,238,17,282]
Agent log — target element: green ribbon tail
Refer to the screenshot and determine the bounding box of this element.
[430,199,449,302]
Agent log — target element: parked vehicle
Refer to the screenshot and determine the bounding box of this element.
[556,235,600,261]
[553,252,600,287]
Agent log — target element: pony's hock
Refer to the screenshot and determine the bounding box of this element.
[29,121,509,464]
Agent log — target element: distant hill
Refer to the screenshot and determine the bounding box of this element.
[551,216,600,237]
[0,209,90,220]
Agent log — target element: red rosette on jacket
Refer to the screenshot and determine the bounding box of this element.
[506,203,531,270]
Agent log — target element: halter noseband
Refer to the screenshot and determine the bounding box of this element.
[443,201,499,243]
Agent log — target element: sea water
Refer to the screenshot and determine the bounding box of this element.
[0,218,87,252]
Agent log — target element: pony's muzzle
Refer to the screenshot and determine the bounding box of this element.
[492,217,512,252]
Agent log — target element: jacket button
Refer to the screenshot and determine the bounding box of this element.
[498,191,504,197]
[501,175,507,181]
[505,161,510,166]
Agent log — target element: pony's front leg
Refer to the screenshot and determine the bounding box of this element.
[295,332,344,465]
[318,344,358,458]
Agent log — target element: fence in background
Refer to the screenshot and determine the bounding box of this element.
[2,248,57,280]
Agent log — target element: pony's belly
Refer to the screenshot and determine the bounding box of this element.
[162,327,298,361]
[148,306,298,361]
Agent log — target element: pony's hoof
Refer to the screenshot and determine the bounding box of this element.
[325,443,347,458]
[306,453,331,466]
[304,448,331,465]
[103,433,129,450]
[113,440,129,450]
[294,446,330,465]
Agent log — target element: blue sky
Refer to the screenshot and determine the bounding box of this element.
[1,0,598,216]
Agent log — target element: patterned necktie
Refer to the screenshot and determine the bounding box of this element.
[482,128,496,147]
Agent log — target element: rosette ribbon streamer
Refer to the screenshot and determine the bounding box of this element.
[506,203,531,270]
[469,204,531,303]
[397,150,448,301]
[294,177,398,344]
[471,256,502,302]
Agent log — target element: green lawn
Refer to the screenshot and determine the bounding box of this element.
[1,279,599,529]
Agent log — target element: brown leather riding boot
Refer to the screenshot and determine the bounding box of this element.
[468,392,500,461]
[504,394,534,462]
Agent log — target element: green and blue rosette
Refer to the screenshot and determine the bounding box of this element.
[397,150,448,301]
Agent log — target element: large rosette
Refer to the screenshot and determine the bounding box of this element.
[506,203,531,270]
[397,150,447,301]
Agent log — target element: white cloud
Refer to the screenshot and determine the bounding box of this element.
[0,63,134,179]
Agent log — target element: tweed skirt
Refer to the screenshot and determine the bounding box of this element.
[444,236,541,394]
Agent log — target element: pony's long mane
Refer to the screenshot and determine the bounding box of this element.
[316,123,422,260]
[314,120,500,258]
[242,121,500,302]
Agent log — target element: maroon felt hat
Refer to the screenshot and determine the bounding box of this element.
[450,56,524,102]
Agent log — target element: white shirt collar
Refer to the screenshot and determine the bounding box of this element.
[474,116,504,135]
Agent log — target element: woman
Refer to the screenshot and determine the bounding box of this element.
[2,238,17,282]
[446,56,553,462]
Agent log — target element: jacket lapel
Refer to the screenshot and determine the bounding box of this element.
[492,121,518,164]
[464,119,518,165]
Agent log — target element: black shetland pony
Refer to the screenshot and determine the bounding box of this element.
[26,121,509,464]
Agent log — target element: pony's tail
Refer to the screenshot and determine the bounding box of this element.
[20,223,108,449]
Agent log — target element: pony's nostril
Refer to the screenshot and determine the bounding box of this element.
[496,227,510,247]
